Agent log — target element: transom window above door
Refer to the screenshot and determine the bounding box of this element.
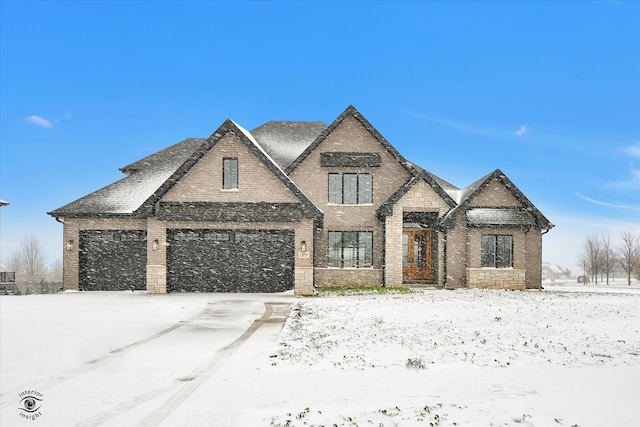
[328,173,372,204]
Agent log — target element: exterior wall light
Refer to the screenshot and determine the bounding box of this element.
[152,239,159,251]
[66,240,74,251]
[300,240,307,252]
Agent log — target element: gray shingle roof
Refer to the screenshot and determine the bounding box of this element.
[251,121,327,170]
[120,138,205,174]
[48,138,206,217]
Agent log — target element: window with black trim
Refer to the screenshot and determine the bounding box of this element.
[328,231,373,268]
[481,235,513,268]
[328,173,372,204]
[223,158,238,190]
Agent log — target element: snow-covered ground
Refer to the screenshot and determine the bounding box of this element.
[1,280,639,426]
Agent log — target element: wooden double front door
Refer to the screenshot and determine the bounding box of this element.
[402,230,433,281]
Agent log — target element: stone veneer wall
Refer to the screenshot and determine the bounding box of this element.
[295,267,314,296]
[466,268,526,290]
[146,265,167,294]
[384,180,450,287]
[314,268,382,288]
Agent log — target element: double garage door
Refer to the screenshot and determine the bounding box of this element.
[79,229,295,293]
[167,229,294,293]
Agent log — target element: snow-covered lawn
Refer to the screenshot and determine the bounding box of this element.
[1,281,639,426]
[265,283,640,426]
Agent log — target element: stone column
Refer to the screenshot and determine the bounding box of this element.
[146,218,167,294]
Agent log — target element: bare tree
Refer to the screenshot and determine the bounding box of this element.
[618,230,639,286]
[600,235,617,285]
[7,252,23,279]
[583,235,602,284]
[18,235,45,283]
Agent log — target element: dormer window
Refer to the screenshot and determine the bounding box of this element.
[223,158,238,190]
[328,173,372,204]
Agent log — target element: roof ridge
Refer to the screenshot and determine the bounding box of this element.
[285,105,414,175]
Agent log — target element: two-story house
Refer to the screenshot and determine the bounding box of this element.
[48,106,553,295]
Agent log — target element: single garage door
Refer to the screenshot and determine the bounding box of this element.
[167,229,294,293]
[79,230,147,291]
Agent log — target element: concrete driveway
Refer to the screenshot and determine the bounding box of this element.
[0,292,295,426]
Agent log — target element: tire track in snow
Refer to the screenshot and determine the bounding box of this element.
[0,303,215,407]
[77,302,290,427]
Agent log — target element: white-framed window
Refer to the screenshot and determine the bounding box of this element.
[481,235,513,268]
[223,158,238,190]
[328,173,372,204]
[328,231,373,268]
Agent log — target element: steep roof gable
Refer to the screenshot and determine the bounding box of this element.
[145,119,322,220]
[441,169,553,229]
[377,167,458,218]
[285,105,412,174]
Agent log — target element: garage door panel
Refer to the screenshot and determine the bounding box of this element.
[167,229,294,293]
[79,230,147,291]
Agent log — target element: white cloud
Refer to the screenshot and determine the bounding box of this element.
[621,143,640,159]
[513,125,528,137]
[575,193,640,211]
[64,113,73,119]
[23,115,53,128]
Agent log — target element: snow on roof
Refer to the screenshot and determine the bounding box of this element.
[251,121,327,170]
[542,262,567,274]
[49,138,207,217]
[466,208,535,227]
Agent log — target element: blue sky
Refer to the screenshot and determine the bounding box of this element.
[1,0,638,274]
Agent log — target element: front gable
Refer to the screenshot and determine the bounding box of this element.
[287,106,414,210]
[468,178,523,208]
[442,169,553,230]
[161,131,299,204]
[152,120,322,222]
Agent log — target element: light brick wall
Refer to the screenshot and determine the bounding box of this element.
[525,231,543,289]
[466,268,526,290]
[289,114,411,287]
[162,132,298,203]
[384,180,450,287]
[444,223,467,289]
[468,180,523,208]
